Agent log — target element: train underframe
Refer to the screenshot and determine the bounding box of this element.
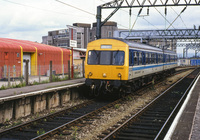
[85,68,175,97]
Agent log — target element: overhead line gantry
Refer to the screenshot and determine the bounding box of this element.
[96,0,200,39]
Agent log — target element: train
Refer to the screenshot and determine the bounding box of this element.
[85,38,177,96]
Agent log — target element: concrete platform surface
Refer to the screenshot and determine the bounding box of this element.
[165,75,200,140]
[0,78,85,99]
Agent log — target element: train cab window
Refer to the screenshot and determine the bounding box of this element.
[100,51,112,65]
[112,51,125,65]
[87,50,125,65]
[87,51,99,65]
[134,52,138,65]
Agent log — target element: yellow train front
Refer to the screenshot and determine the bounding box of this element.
[85,39,130,95]
[85,38,177,96]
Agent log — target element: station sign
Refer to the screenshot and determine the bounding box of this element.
[70,40,77,48]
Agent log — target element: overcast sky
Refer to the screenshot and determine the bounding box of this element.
[1,0,200,48]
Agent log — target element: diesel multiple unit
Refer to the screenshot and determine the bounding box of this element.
[85,38,177,95]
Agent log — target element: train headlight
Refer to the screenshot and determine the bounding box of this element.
[89,72,93,76]
[118,73,122,78]
[103,73,107,77]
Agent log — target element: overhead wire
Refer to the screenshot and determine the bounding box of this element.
[3,0,69,16]
[125,8,143,39]
[154,7,175,29]
[170,7,188,29]
[55,0,128,29]
[2,0,90,18]
[55,0,95,16]
[166,7,187,30]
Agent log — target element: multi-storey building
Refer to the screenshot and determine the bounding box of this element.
[42,21,118,49]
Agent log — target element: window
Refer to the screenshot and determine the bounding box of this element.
[146,53,148,64]
[166,55,170,62]
[171,55,175,62]
[87,51,99,65]
[149,53,152,64]
[139,52,142,65]
[87,50,124,65]
[151,53,155,64]
[134,52,138,65]
[129,51,134,66]
[160,54,163,63]
[112,51,124,65]
[100,51,112,65]
[108,31,112,37]
[17,53,20,57]
[142,52,145,65]
[90,32,93,40]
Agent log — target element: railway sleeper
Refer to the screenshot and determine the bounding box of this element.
[139,116,168,120]
[114,136,151,140]
[145,111,170,115]
[132,122,163,127]
[121,128,158,135]
[125,125,160,130]
[33,125,57,130]
[138,120,165,124]
[142,113,169,118]
[5,131,36,139]
[118,132,155,139]
[50,118,73,123]
[56,116,78,120]
[41,121,67,126]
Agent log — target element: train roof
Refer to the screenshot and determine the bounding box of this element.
[100,38,176,55]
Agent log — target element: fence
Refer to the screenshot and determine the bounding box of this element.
[0,59,85,89]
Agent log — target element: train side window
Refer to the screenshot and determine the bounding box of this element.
[142,52,145,65]
[129,50,134,66]
[151,53,155,64]
[165,54,167,63]
[145,53,148,64]
[166,55,169,62]
[160,54,163,63]
[158,54,162,63]
[171,55,174,62]
[156,54,158,63]
[134,52,138,66]
[149,53,152,64]
[139,52,142,65]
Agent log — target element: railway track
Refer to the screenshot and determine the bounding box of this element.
[0,99,113,140]
[100,68,200,140]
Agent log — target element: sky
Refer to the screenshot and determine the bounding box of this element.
[0,0,200,56]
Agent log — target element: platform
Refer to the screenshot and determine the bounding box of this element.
[0,78,85,99]
[165,75,200,140]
